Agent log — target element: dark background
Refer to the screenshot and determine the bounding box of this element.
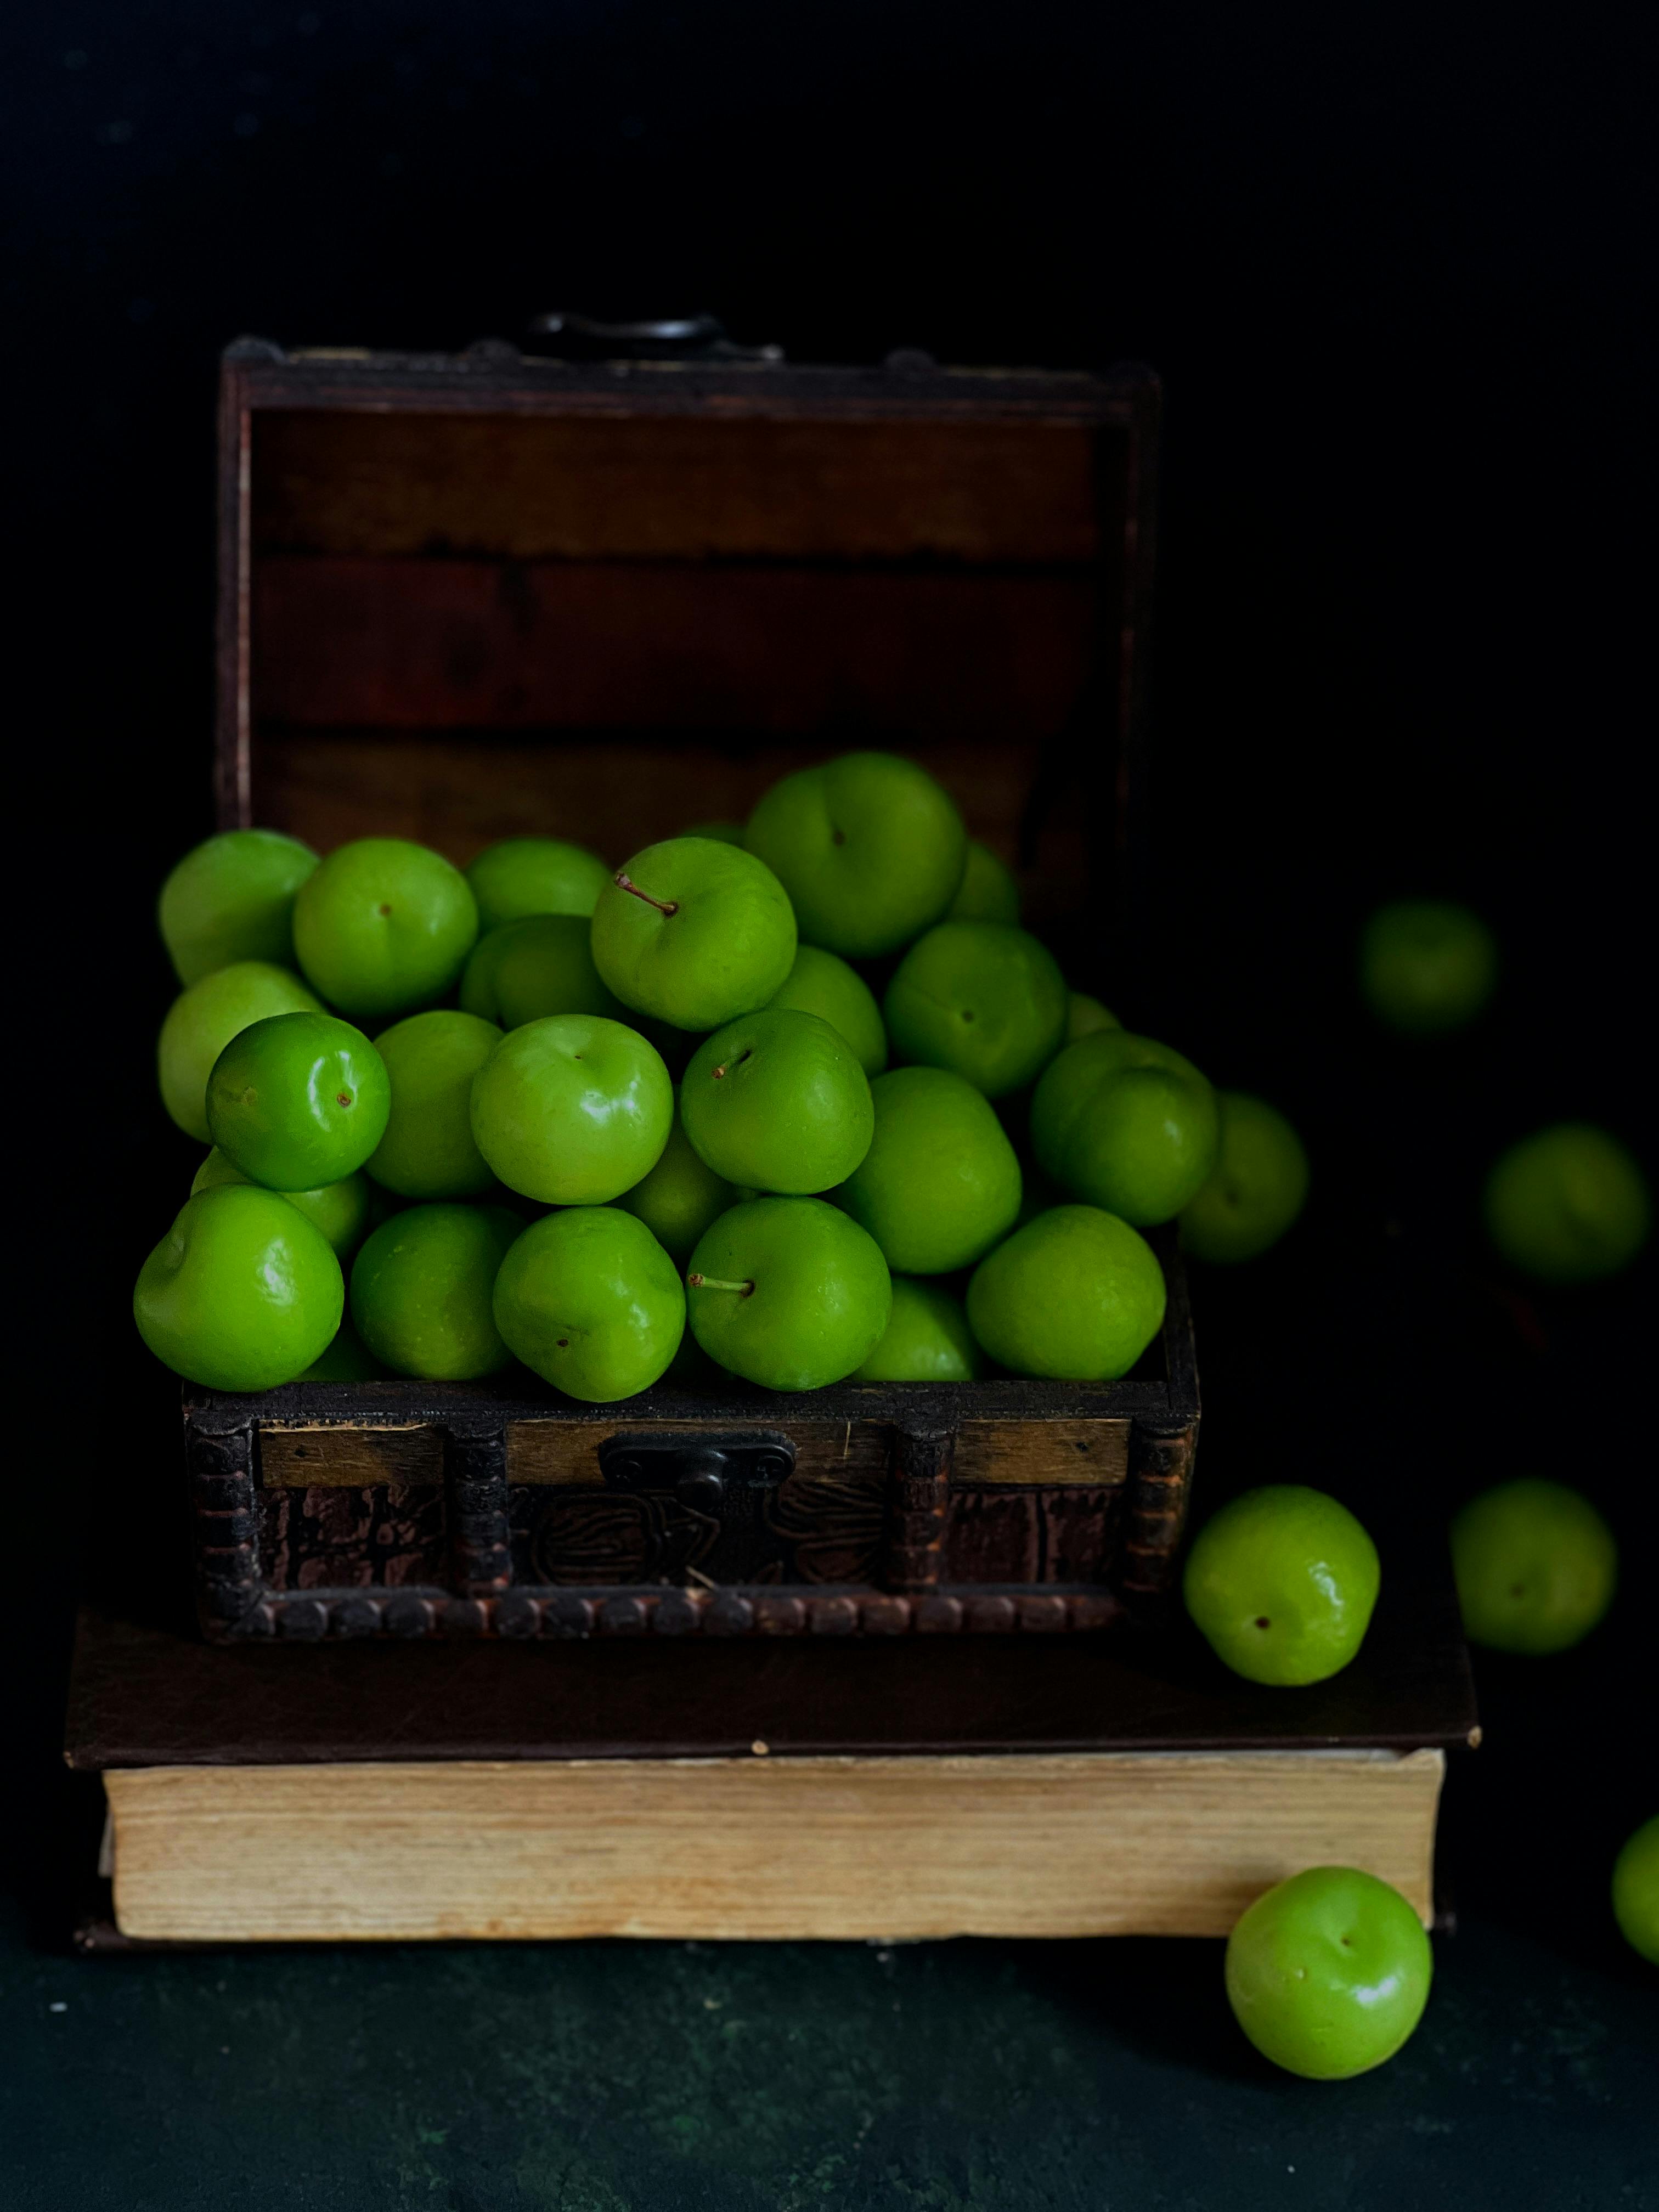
[2,3,1653,2205]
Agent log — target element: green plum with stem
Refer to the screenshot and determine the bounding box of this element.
[835,1065,1021,1274]
[191,1147,371,1259]
[1360,898,1496,1034]
[1226,1867,1432,2079]
[1032,1028,1220,1224]
[366,1008,501,1198]
[1065,992,1120,1042]
[1181,1092,1311,1263]
[591,837,796,1030]
[292,837,478,1019]
[686,1197,891,1390]
[1183,1486,1380,1686]
[853,1278,980,1381]
[159,828,318,985]
[462,914,624,1030]
[966,1205,1164,1381]
[681,1010,873,1194]
[465,837,611,930]
[133,1184,343,1390]
[615,1099,738,1264]
[947,840,1020,924]
[470,1014,672,1204]
[1449,1479,1617,1654]
[1483,1124,1650,1284]
[350,1203,521,1380]
[885,922,1068,1098]
[157,961,323,1141]
[1612,1817,1659,1965]
[207,1012,391,1190]
[494,1206,685,1400]
[765,945,888,1075]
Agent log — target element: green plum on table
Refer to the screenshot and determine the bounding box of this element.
[1612,1816,1659,1965]
[853,1277,980,1381]
[1483,1124,1650,1283]
[133,1184,343,1390]
[292,837,478,1019]
[493,1206,685,1400]
[681,1009,873,1194]
[765,945,888,1076]
[834,1065,1021,1273]
[1065,992,1120,1043]
[686,1197,891,1390]
[615,1101,738,1265]
[947,840,1021,924]
[465,837,611,930]
[885,922,1068,1099]
[191,1147,371,1259]
[1449,1478,1617,1654]
[590,837,797,1030]
[1032,1028,1219,1224]
[1226,1867,1432,2079]
[1359,898,1496,1034]
[157,961,323,1141]
[1180,1091,1310,1262]
[366,1008,501,1198]
[966,1204,1164,1380]
[207,1012,391,1190]
[744,751,966,959]
[158,829,318,985]
[469,1014,672,1204]
[350,1203,520,1380]
[1183,1486,1380,1686]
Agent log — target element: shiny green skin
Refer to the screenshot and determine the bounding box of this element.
[157,962,324,1142]
[1360,898,1497,1034]
[744,752,967,959]
[469,1015,673,1204]
[133,1185,343,1391]
[766,945,888,1076]
[292,838,479,1019]
[494,1206,685,1401]
[947,840,1020,924]
[1181,1092,1311,1263]
[835,1066,1021,1274]
[297,1321,387,1381]
[207,1012,392,1192]
[159,829,318,986]
[191,1147,372,1259]
[885,922,1068,1099]
[853,1278,979,1382]
[349,1203,520,1381]
[1483,1124,1650,1284]
[1065,992,1120,1042]
[681,820,746,845]
[465,837,611,930]
[615,1104,737,1265]
[1612,1816,1659,1965]
[1184,1486,1380,1686]
[686,1197,891,1390]
[366,1009,501,1199]
[966,1205,1165,1381]
[1032,1029,1220,1225]
[1226,1867,1432,2079]
[681,1010,873,1194]
[591,837,797,1030]
[1449,1479,1617,1655]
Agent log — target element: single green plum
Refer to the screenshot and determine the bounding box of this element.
[681,820,746,845]
[487,913,625,1028]
[349,1202,520,1380]
[884,922,1068,1098]
[853,1278,980,1382]
[966,1204,1165,1381]
[1449,1478,1617,1654]
[157,962,324,1142]
[947,839,1021,924]
[292,837,478,1019]
[765,945,888,1076]
[133,1184,343,1390]
[686,1197,891,1390]
[207,1012,391,1190]
[297,1321,387,1380]
[1483,1124,1650,1284]
[1612,1816,1659,1966]
[469,1014,673,1204]
[681,1010,873,1194]
[1065,992,1121,1042]
[1226,1867,1433,2079]
[465,837,611,930]
[1183,1486,1381,1686]
[1181,1092,1311,1263]
[744,751,967,958]
[835,1065,1021,1273]
[1360,898,1497,1034]
[191,1147,372,1259]
[1032,1028,1220,1224]
[615,1102,738,1264]
[366,1008,501,1198]
[493,1205,685,1401]
[159,828,318,985]
[591,837,797,1030]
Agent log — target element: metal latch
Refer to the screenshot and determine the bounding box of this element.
[524,311,783,363]
[599,1434,794,1515]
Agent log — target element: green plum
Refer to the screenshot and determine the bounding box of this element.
[494,915,624,1028]
[133,1184,343,1390]
[1181,1092,1311,1263]
[465,837,611,930]
[297,1321,387,1381]
[744,751,967,958]
[1360,898,1497,1034]
[191,1147,371,1259]
[947,839,1021,924]
[615,1101,738,1265]
[681,1010,873,1194]
[681,820,746,845]
[835,1065,1021,1273]
[966,1205,1165,1380]
[591,837,797,1030]
[1032,1028,1220,1224]
[366,1009,501,1198]
[469,1014,673,1204]
[292,837,478,1019]
[1183,1486,1380,1686]
[1065,992,1120,1042]
[206,1012,391,1190]
[1449,1479,1617,1654]
[157,961,323,1141]
[349,1203,520,1380]
[765,945,888,1076]
[853,1278,980,1381]
[1612,1816,1659,1965]
[1226,1867,1432,2079]
[493,1205,685,1400]
[158,828,318,985]
[884,922,1068,1098]
[1483,1124,1650,1283]
[686,1197,891,1390]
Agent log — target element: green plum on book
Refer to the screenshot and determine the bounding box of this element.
[686,1197,891,1391]
[494,1206,685,1400]
[158,828,318,986]
[465,836,611,930]
[1183,1486,1380,1686]
[350,1203,520,1380]
[884,921,1068,1099]
[292,837,479,1019]
[1226,1867,1432,2079]
[191,1148,372,1260]
[134,1185,343,1391]
[157,961,324,1142]
[681,1009,873,1194]
[1449,1479,1617,1654]
[590,837,796,1030]
[966,1206,1165,1381]
[470,1015,673,1205]
[834,1065,1021,1274]
[1032,1028,1219,1224]
[207,1012,392,1191]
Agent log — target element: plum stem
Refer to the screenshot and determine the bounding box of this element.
[687,1274,754,1296]
[614,871,678,916]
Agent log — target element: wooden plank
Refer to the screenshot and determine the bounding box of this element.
[953,1419,1130,1488]
[258,1426,443,1490]
[506,1418,891,1488]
